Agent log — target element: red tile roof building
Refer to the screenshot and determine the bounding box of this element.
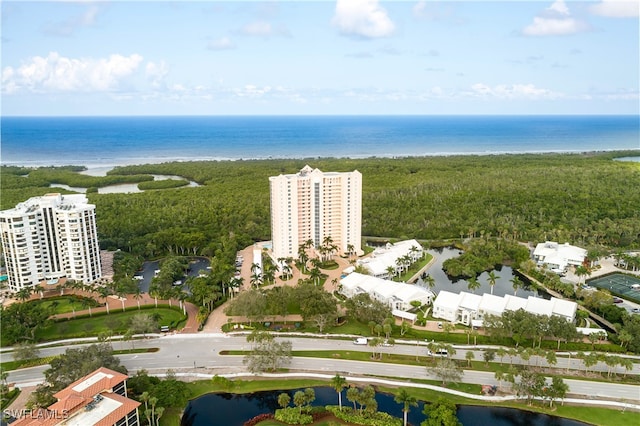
[12,367,140,426]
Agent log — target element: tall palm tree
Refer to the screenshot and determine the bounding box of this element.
[510,276,522,296]
[487,270,500,295]
[15,287,33,303]
[133,287,143,310]
[346,244,355,259]
[423,274,436,290]
[149,284,160,308]
[330,374,347,411]
[97,285,111,314]
[409,245,420,261]
[395,257,405,275]
[394,388,418,426]
[250,272,262,289]
[386,266,396,280]
[467,276,481,293]
[309,267,322,286]
[297,245,309,274]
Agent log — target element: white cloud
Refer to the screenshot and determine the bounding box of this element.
[546,0,570,16]
[523,17,588,36]
[522,1,589,36]
[207,36,236,51]
[145,61,168,88]
[470,83,561,99]
[235,84,272,98]
[332,0,395,39]
[589,0,639,18]
[2,52,143,94]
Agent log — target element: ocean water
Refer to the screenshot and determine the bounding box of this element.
[1,115,638,167]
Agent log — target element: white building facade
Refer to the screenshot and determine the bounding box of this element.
[533,241,587,272]
[269,165,362,260]
[0,194,102,291]
[432,290,577,326]
[340,272,434,312]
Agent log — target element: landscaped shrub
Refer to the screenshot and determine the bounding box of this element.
[325,406,402,426]
[275,407,313,425]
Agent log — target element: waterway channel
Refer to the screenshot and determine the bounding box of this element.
[181,386,589,426]
[417,247,543,299]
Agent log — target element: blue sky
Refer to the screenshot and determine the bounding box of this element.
[1,0,638,115]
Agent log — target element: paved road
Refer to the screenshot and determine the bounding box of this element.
[6,334,640,401]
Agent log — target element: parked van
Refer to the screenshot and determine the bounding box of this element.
[353,337,368,345]
[427,348,448,357]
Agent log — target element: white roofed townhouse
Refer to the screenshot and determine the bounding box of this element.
[432,290,577,326]
[357,239,424,279]
[0,193,102,291]
[269,165,362,261]
[533,241,587,272]
[340,272,434,312]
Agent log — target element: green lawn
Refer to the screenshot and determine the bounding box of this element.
[29,295,99,315]
[34,307,186,341]
[396,253,434,282]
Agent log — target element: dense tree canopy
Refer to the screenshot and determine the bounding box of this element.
[0,302,50,345]
[2,152,639,259]
[29,344,125,408]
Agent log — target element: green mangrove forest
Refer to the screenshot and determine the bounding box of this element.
[1,151,639,259]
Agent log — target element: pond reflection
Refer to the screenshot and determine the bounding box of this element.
[181,387,589,426]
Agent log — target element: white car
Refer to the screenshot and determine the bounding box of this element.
[353,337,368,345]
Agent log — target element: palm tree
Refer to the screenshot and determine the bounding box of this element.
[409,245,420,261]
[133,287,143,310]
[487,270,500,295]
[467,276,481,293]
[99,285,113,314]
[423,274,436,290]
[510,276,522,296]
[395,257,405,275]
[81,295,94,317]
[15,287,33,303]
[309,267,322,286]
[386,266,396,280]
[346,243,355,259]
[261,267,274,286]
[394,388,418,426]
[575,265,589,285]
[330,373,348,411]
[149,284,160,308]
[230,276,243,297]
[250,271,262,289]
[297,245,309,274]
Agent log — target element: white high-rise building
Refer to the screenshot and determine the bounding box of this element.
[0,193,102,291]
[269,165,362,260]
